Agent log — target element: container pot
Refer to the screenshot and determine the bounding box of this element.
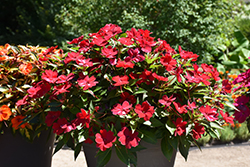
[83,140,176,167]
[0,127,55,167]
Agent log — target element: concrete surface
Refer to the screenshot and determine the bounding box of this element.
[52,142,250,167]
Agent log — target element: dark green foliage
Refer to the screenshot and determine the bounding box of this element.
[234,122,250,141]
[56,0,243,63]
[218,126,236,143]
[0,0,72,46]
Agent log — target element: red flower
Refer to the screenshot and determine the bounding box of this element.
[234,104,250,123]
[134,101,155,121]
[95,129,116,151]
[41,70,58,83]
[173,117,187,136]
[160,53,177,71]
[19,63,33,75]
[116,59,134,69]
[64,52,82,64]
[173,102,187,114]
[27,81,51,98]
[77,76,98,90]
[76,57,93,67]
[222,79,232,94]
[75,109,91,128]
[152,73,168,82]
[56,73,75,84]
[45,111,61,127]
[201,64,220,81]
[219,110,234,124]
[126,48,145,63]
[16,95,28,106]
[52,118,76,135]
[118,37,134,46]
[101,46,118,58]
[178,46,199,62]
[118,127,141,149]
[119,92,136,104]
[53,83,71,95]
[137,69,154,85]
[67,35,84,44]
[199,105,218,122]
[112,75,129,86]
[92,36,108,46]
[174,65,183,82]
[79,39,93,53]
[111,101,132,116]
[192,123,205,140]
[159,95,176,107]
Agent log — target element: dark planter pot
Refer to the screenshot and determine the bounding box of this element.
[0,127,55,167]
[83,140,176,167]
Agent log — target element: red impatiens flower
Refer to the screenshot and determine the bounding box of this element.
[79,39,93,53]
[45,111,61,127]
[219,110,234,124]
[199,105,218,122]
[41,70,58,83]
[75,109,91,128]
[111,101,132,116]
[112,75,129,86]
[67,35,84,44]
[95,129,117,151]
[16,95,28,106]
[118,37,134,46]
[160,53,177,71]
[27,81,51,98]
[118,127,141,149]
[101,46,118,58]
[137,69,154,85]
[52,118,76,135]
[116,58,134,69]
[222,79,232,94]
[64,52,82,64]
[159,95,176,107]
[152,73,168,82]
[173,117,187,136]
[53,83,71,95]
[201,64,220,81]
[178,46,199,62]
[192,123,205,140]
[119,92,136,104]
[77,76,98,90]
[126,48,145,63]
[92,36,108,46]
[56,73,75,84]
[174,65,183,82]
[134,101,155,121]
[173,102,187,114]
[76,57,93,67]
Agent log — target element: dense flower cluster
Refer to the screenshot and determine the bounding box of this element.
[4,24,236,166]
[0,44,63,140]
[231,69,250,123]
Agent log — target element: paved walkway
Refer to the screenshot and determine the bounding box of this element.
[52,142,250,167]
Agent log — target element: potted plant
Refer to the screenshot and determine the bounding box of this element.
[231,69,250,127]
[0,44,61,167]
[19,24,235,167]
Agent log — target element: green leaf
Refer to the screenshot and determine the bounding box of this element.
[210,122,223,130]
[167,75,177,86]
[161,136,174,161]
[140,129,157,144]
[0,87,8,93]
[96,149,112,167]
[53,139,64,155]
[133,88,147,95]
[224,101,239,111]
[150,118,164,127]
[241,48,250,59]
[74,143,82,160]
[178,136,190,161]
[165,120,176,135]
[115,146,129,165]
[169,137,178,150]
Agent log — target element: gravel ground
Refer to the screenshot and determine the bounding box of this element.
[52,142,250,167]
